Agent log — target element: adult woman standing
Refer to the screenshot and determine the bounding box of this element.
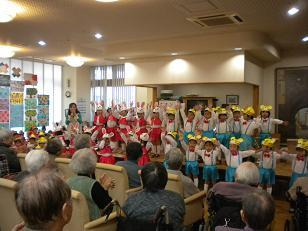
[66,103,82,135]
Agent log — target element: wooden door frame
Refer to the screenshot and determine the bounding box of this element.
[253,85,259,115]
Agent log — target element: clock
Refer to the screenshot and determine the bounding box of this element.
[65,90,71,98]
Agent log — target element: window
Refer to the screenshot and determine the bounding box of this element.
[0,58,62,131]
[91,64,136,114]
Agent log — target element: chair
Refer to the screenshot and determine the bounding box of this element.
[95,163,139,206]
[65,190,118,231]
[0,178,22,231]
[17,153,27,171]
[165,173,206,226]
[55,158,76,180]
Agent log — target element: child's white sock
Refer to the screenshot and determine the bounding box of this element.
[156,145,161,155]
[152,145,157,155]
[204,184,209,193]
[267,187,272,194]
[194,178,199,188]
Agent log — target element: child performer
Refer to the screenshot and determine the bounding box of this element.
[198,107,216,138]
[149,106,163,157]
[180,103,198,144]
[162,107,180,134]
[66,103,82,135]
[135,105,149,139]
[215,108,231,148]
[240,106,259,151]
[114,105,131,152]
[179,134,200,187]
[254,138,282,194]
[13,135,28,153]
[257,105,288,145]
[281,139,308,187]
[27,134,37,150]
[98,133,116,165]
[138,133,152,166]
[198,137,220,192]
[228,105,242,139]
[220,137,256,182]
[92,102,107,137]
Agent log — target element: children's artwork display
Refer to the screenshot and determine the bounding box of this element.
[10,92,24,127]
[0,74,10,86]
[37,95,49,126]
[0,87,10,127]
[24,88,38,131]
[10,81,24,92]
[0,63,9,74]
[24,73,38,86]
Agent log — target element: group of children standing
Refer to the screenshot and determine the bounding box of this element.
[24,100,307,194]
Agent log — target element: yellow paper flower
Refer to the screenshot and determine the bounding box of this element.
[260,105,273,112]
[262,138,276,148]
[229,137,244,146]
[243,106,255,116]
[296,139,308,151]
[166,107,177,115]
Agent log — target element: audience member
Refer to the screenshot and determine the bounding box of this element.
[123,162,185,230]
[209,162,259,202]
[215,190,275,231]
[45,138,64,160]
[116,142,142,188]
[74,134,91,150]
[166,148,199,198]
[68,148,113,220]
[25,149,50,172]
[288,176,308,201]
[14,168,72,231]
[0,129,21,174]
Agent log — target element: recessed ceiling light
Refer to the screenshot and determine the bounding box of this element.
[38,40,47,46]
[0,45,16,58]
[302,36,308,42]
[65,56,86,67]
[288,7,299,16]
[234,48,242,51]
[119,57,125,60]
[171,53,178,56]
[94,33,103,39]
[96,0,118,2]
[0,0,17,23]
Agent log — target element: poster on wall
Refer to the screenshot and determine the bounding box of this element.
[37,95,49,126]
[0,75,10,86]
[10,81,25,92]
[24,88,38,131]
[24,73,38,86]
[0,87,10,128]
[10,92,24,128]
[0,63,9,74]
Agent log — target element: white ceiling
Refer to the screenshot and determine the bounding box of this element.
[0,0,307,65]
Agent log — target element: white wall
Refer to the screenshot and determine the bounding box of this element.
[136,87,153,104]
[125,52,245,85]
[245,60,263,103]
[162,83,254,107]
[263,51,308,115]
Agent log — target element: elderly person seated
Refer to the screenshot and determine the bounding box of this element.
[209,161,259,202]
[0,128,21,175]
[67,148,113,220]
[116,142,142,188]
[215,190,275,231]
[14,168,72,231]
[123,162,185,230]
[166,148,199,198]
[288,176,308,201]
[45,138,64,160]
[74,134,91,150]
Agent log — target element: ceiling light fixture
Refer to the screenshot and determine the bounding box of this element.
[287,7,299,16]
[96,0,118,2]
[171,53,178,56]
[234,48,242,51]
[0,0,17,23]
[0,45,16,58]
[65,56,86,67]
[302,36,308,42]
[94,33,103,39]
[119,57,125,60]
[38,40,47,46]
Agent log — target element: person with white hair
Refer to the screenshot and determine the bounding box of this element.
[25,149,50,173]
[74,134,91,150]
[67,148,114,221]
[209,161,259,202]
[0,128,21,174]
[166,148,199,198]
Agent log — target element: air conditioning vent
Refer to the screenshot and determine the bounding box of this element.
[187,13,243,27]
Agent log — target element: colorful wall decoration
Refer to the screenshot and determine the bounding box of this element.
[24,73,38,86]
[37,95,49,126]
[10,92,24,127]
[24,88,38,131]
[0,87,10,128]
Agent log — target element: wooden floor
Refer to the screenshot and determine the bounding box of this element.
[272,199,291,231]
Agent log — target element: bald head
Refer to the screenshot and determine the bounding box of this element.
[235,162,259,186]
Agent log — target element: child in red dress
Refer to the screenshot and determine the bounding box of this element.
[149,106,162,157]
[138,133,152,166]
[98,132,116,165]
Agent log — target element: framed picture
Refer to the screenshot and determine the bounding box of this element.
[226,95,239,105]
